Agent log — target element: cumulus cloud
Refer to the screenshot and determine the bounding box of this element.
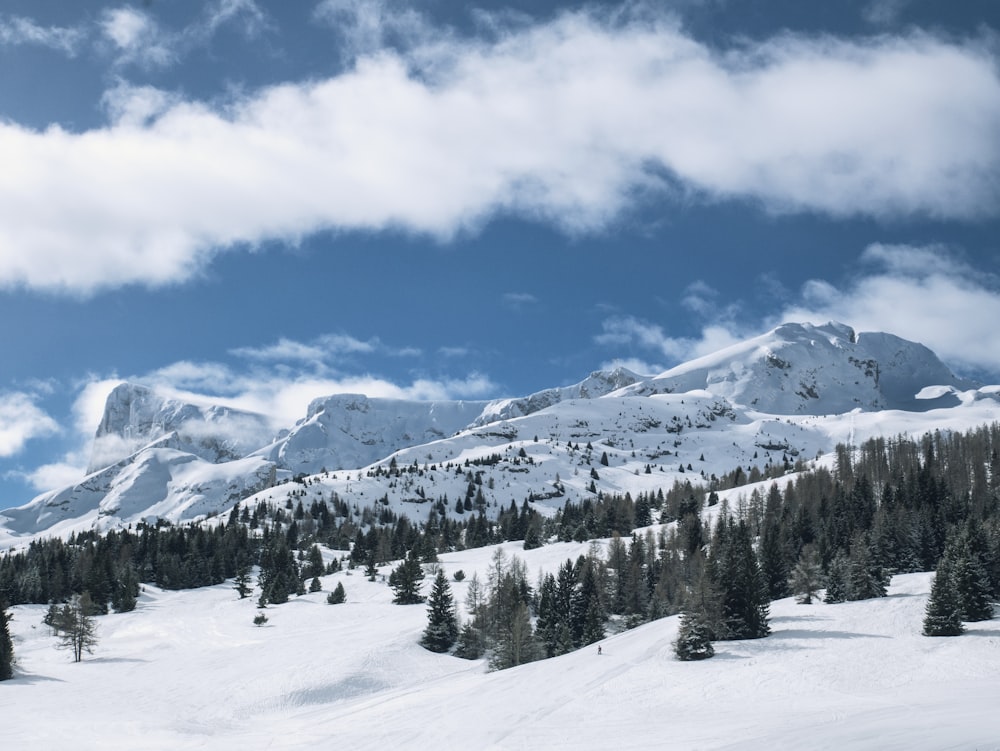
[1,9,997,294]
[0,392,59,457]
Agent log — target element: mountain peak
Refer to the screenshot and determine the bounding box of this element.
[621,321,971,414]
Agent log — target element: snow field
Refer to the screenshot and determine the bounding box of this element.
[4,540,1000,750]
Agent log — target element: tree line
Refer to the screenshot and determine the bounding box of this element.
[3,423,1000,677]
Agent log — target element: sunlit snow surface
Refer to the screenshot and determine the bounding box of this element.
[5,542,1000,750]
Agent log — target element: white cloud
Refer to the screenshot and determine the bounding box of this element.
[19,461,88,492]
[0,15,85,54]
[100,7,175,67]
[502,292,538,309]
[313,0,430,63]
[231,334,377,363]
[97,1,268,69]
[0,392,59,457]
[0,10,997,294]
[596,316,744,366]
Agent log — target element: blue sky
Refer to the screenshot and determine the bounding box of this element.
[0,0,999,507]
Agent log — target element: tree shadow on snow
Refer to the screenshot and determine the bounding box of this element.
[87,656,149,664]
[11,670,65,684]
[769,614,832,624]
[769,628,890,640]
[959,627,1000,637]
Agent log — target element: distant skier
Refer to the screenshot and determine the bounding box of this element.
[597,645,602,655]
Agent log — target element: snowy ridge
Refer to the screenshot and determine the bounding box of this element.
[618,322,974,413]
[253,393,490,476]
[474,366,643,424]
[2,321,998,540]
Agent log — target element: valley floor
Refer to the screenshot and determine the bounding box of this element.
[3,543,1000,750]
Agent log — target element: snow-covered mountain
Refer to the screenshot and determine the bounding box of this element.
[473,366,643,424]
[617,322,974,413]
[252,393,490,476]
[2,321,997,540]
[88,383,275,472]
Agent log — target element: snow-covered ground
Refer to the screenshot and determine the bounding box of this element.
[4,542,999,750]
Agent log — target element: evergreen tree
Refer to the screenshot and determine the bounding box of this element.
[112,563,139,613]
[759,520,790,600]
[790,546,824,605]
[234,565,253,599]
[674,611,714,661]
[309,576,323,593]
[0,600,13,680]
[489,602,541,670]
[389,552,425,605]
[846,535,888,601]
[824,553,849,604]
[421,569,459,653]
[923,558,964,636]
[453,621,486,659]
[327,581,346,604]
[946,532,994,622]
[711,519,770,640]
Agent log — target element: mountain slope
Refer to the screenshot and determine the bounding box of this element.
[1,321,996,540]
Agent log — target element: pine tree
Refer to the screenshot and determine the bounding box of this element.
[0,600,13,680]
[846,535,888,601]
[790,546,824,605]
[453,622,486,659]
[489,602,541,670]
[923,558,964,637]
[234,565,253,599]
[389,553,425,605]
[759,520,790,600]
[421,569,459,653]
[824,553,849,604]
[946,533,994,622]
[327,582,346,604]
[711,519,770,640]
[674,611,714,661]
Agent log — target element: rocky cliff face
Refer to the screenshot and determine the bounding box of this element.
[88,383,275,472]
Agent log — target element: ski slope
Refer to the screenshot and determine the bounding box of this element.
[4,542,1000,750]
